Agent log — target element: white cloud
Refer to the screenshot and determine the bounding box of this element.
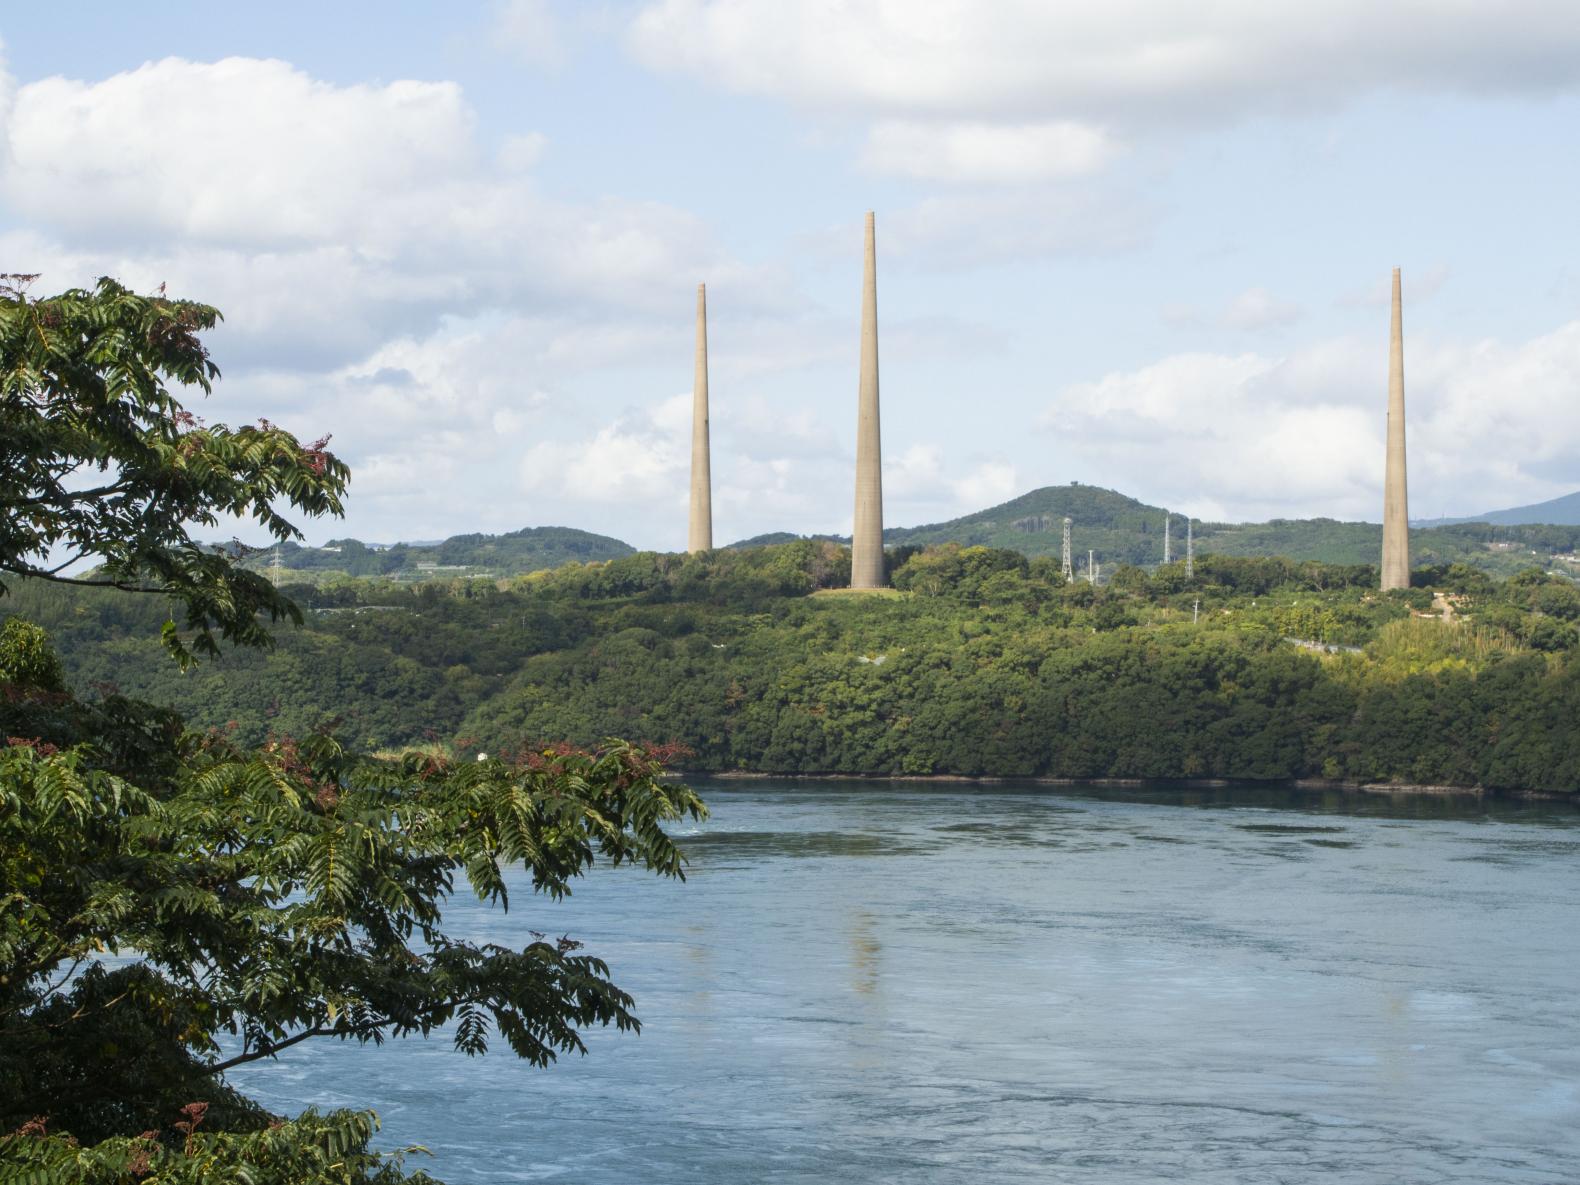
[1046,347,1392,519]
[862,443,1019,521]
[629,1,1580,127]
[1042,320,1580,522]
[951,459,1019,509]
[521,395,691,505]
[863,118,1116,183]
[884,443,945,498]
[627,0,1580,211]
[0,56,774,375]
[3,58,476,249]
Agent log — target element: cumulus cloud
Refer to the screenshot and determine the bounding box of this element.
[0,55,772,372]
[883,443,945,498]
[950,458,1020,509]
[522,394,691,505]
[627,1,1580,195]
[511,399,1025,548]
[514,387,852,546]
[849,443,1019,524]
[1042,319,1580,522]
[629,1,1580,126]
[0,51,832,546]
[3,58,476,249]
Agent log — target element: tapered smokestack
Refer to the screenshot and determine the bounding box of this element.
[688,283,712,553]
[1381,268,1410,590]
[850,212,885,588]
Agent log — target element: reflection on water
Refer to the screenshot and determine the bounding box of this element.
[233,779,1580,1184]
[848,909,881,997]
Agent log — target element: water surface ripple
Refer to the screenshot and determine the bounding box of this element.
[234,781,1580,1183]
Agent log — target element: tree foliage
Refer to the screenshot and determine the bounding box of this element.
[0,280,705,1182]
[0,633,704,1175]
[1,275,349,665]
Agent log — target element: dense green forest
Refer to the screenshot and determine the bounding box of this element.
[12,541,1580,793]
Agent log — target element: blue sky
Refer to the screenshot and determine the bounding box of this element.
[4,2,1579,548]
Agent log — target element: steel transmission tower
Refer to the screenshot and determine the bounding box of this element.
[1061,517,1074,581]
[1185,519,1194,579]
[1163,513,1171,565]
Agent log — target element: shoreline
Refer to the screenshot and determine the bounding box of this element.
[684,768,1579,803]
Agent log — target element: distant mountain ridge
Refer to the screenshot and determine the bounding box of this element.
[877,484,1579,573]
[239,525,634,581]
[1417,490,1580,528]
[237,484,1580,585]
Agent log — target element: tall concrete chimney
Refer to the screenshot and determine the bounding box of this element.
[1381,268,1410,590]
[850,212,885,588]
[688,283,712,553]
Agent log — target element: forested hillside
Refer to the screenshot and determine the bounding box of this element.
[12,541,1580,793]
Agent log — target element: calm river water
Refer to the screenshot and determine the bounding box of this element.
[233,780,1580,1183]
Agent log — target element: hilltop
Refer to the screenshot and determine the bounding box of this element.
[235,525,634,582]
[885,483,1168,565]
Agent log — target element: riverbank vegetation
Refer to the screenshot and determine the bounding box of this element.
[13,540,1580,794]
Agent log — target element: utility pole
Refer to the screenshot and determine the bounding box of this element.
[1088,549,1096,585]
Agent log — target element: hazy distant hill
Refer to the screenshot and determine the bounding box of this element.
[874,484,1580,575]
[1418,490,1580,528]
[240,525,634,581]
